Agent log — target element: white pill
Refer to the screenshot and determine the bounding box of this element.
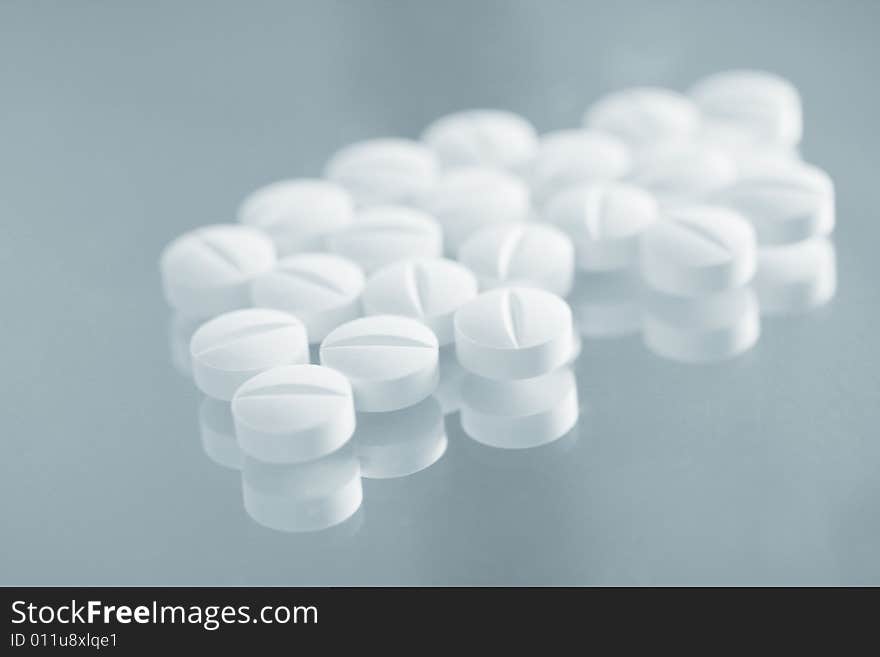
[232,364,356,464]
[237,179,354,256]
[460,367,579,449]
[421,109,538,171]
[435,345,466,415]
[627,142,737,205]
[543,182,659,271]
[689,69,803,147]
[362,258,478,345]
[458,222,575,297]
[353,396,447,479]
[189,308,309,401]
[529,129,632,206]
[708,162,834,245]
[320,315,439,412]
[569,270,642,338]
[418,166,530,254]
[242,444,362,533]
[159,224,276,318]
[326,205,443,274]
[198,397,243,470]
[167,313,202,377]
[755,238,836,316]
[324,138,437,207]
[639,205,756,297]
[454,287,573,380]
[583,87,700,150]
[642,286,760,363]
[250,253,365,343]
[698,119,801,175]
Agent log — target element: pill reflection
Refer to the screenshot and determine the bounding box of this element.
[642,286,760,363]
[241,443,362,533]
[755,238,836,316]
[459,367,579,449]
[198,396,243,471]
[569,269,642,339]
[353,396,447,479]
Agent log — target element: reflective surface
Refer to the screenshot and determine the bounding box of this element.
[2,0,878,585]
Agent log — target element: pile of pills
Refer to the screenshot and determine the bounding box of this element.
[161,69,836,532]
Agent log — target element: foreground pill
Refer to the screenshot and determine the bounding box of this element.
[320,315,439,412]
[232,365,356,463]
[190,309,309,401]
[583,87,700,150]
[544,182,659,271]
[421,109,538,171]
[529,129,632,206]
[160,224,276,318]
[642,286,760,363]
[569,270,642,338]
[251,253,365,343]
[324,138,437,207]
[237,179,354,256]
[353,396,447,479]
[458,222,575,297]
[242,444,362,533]
[627,142,737,205]
[418,167,530,254]
[198,397,243,470]
[689,69,803,148]
[755,238,836,316]
[640,205,757,297]
[326,205,443,273]
[362,258,478,345]
[708,162,834,245]
[459,367,579,449]
[454,287,573,379]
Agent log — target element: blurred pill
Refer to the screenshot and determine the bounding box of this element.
[251,253,364,343]
[628,142,737,206]
[755,238,836,316]
[198,396,243,470]
[190,309,309,401]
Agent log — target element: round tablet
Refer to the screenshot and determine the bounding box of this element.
[241,444,362,533]
[326,205,443,274]
[362,258,478,345]
[421,109,538,171]
[237,179,354,256]
[319,315,439,412]
[159,224,276,318]
[353,396,447,479]
[198,397,243,471]
[639,205,757,297]
[232,365,356,464]
[529,129,631,206]
[458,222,575,297]
[459,367,579,449]
[543,181,659,271]
[569,270,642,338]
[755,238,836,316]
[708,162,834,245]
[689,69,802,148]
[324,138,437,207]
[698,119,801,175]
[583,87,700,150]
[250,253,365,343]
[418,166,530,254]
[642,286,760,363]
[189,308,309,401]
[454,287,573,380]
[627,142,737,205]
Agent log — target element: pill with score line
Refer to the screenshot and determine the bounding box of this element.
[251,253,365,343]
[320,315,439,412]
[189,308,309,401]
[232,364,356,464]
[362,257,478,345]
[454,287,573,380]
[159,224,276,318]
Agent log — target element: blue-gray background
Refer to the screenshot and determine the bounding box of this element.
[2,0,878,585]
